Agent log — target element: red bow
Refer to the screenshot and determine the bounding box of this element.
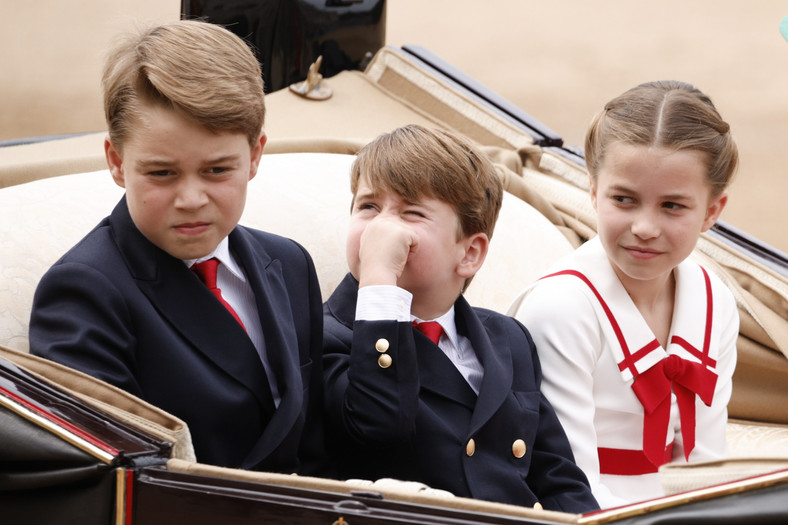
[631,354,717,467]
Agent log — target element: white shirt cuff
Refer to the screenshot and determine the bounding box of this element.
[356,285,412,322]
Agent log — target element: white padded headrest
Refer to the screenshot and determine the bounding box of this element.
[0,152,572,351]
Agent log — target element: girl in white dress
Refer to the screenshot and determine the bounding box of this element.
[510,80,739,508]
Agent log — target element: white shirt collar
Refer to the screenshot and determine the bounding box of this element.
[412,306,458,348]
[182,237,246,282]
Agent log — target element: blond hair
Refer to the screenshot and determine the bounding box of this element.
[585,80,738,197]
[350,125,503,241]
[103,19,265,150]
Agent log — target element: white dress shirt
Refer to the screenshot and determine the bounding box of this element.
[185,237,280,405]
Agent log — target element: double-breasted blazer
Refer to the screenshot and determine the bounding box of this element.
[322,274,598,513]
[30,197,325,474]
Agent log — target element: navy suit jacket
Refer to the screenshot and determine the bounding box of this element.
[323,274,598,513]
[30,197,325,474]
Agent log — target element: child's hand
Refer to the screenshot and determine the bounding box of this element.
[357,215,418,288]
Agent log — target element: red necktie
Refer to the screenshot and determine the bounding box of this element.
[413,321,444,345]
[191,258,246,331]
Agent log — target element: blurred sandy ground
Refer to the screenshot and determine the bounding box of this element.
[2,1,787,253]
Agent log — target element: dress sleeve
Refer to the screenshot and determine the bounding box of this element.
[513,278,627,508]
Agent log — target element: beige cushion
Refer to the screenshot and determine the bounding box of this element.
[0,152,574,352]
[658,420,788,495]
[661,457,788,496]
[726,420,788,458]
[0,169,124,351]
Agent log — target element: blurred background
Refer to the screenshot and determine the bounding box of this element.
[2,1,787,252]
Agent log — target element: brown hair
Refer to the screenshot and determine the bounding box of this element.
[350,125,504,240]
[102,19,265,150]
[585,80,738,197]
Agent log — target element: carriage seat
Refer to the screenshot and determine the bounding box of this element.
[2,150,787,497]
[0,151,574,352]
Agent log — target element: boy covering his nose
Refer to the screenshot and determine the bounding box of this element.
[322,125,598,512]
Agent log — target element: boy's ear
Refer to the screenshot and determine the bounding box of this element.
[456,232,489,280]
[701,191,728,232]
[249,131,267,181]
[105,137,126,188]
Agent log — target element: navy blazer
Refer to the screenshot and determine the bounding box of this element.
[30,197,325,474]
[323,274,598,513]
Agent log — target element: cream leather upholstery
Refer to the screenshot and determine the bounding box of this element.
[0,152,573,352]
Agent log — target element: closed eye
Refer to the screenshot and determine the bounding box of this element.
[353,201,378,213]
[147,169,174,177]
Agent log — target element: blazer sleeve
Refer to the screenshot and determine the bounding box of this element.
[323,316,420,447]
[29,261,143,396]
[514,279,625,509]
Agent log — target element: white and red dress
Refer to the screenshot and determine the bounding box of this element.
[510,237,738,508]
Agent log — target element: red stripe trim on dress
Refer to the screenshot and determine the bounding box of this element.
[702,267,713,356]
[671,336,717,368]
[619,339,662,373]
[542,270,657,377]
[598,442,674,475]
[668,266,715,368]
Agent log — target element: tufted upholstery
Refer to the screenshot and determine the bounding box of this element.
[0,152,574,352]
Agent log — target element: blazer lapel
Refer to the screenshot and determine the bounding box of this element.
[416,332,477,410]
[455,298,512,434]
[325,273,359,331]
[230,227,304,464]
[110,198,275,415]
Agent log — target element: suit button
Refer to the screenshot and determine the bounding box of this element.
[378,354,392,368]
[375,338,390,353]
[512,439,526,458]
[466,438,476,457]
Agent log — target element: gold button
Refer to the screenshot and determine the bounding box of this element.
[465,438,476,457]
[512,439,526,458]
[533,502,543,511]
[377,354,392,368]
[375,338,390,353]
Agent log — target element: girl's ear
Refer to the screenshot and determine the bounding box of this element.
[701,191,728,232]
[589,173,598,210]
[457,232,489,280]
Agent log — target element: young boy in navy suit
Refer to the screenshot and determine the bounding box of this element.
[29,20,324,475]
[322,125,598,512]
